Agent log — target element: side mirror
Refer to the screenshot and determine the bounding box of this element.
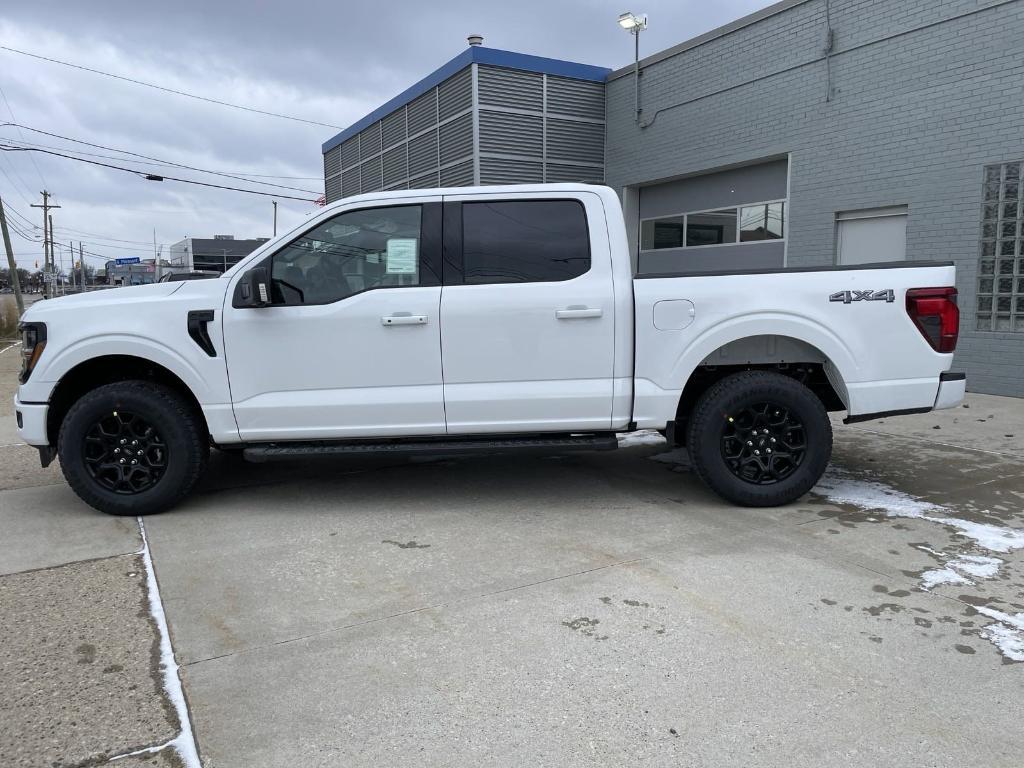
[233,266,271,308]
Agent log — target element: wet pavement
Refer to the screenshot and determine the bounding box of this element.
[1,339,1022,766]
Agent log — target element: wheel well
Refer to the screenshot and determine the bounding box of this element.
[670,337,846,444]
[46,355,209,446]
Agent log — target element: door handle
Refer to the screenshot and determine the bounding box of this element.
[555,307,603,320]
[381,313,428,326]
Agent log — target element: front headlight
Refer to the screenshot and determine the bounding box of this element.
[18,321,46,384]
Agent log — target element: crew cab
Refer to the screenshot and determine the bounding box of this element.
[14,184,965,515]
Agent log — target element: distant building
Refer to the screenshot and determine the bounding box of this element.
[104,258,190,286]
[167,235,270,274]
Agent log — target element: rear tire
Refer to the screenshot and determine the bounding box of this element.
[58,381,208,516]
[686,371,831,507]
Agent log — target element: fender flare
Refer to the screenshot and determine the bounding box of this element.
[37,334,212,404]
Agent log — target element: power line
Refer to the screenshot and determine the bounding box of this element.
[0,45,344,130]
[0,125,320,194]
[0,82,47,187]
[0,144,320,202]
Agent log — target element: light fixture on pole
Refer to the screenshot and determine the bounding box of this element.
[618,11,647,123]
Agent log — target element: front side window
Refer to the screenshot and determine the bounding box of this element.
[462,200,590,284]
[271,205,422,305]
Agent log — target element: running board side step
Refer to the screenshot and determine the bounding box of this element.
[242,434,619,463]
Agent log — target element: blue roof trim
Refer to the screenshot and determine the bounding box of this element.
[321,47,611,154]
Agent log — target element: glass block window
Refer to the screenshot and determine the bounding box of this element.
[977,161,1023,331]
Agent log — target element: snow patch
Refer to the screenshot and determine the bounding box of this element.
[617,430,667,447]
[920,555,1002,590]
[119,518,202,767]
[815,469,1024,553]
[976,607,1024,662]
[920,567,973,591]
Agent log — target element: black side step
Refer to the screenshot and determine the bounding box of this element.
[242,434,619,463]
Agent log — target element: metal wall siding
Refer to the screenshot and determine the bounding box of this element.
[480,156,543,184]
[438,67,473,120]
[439,113,473,165]
[340,137,360,170]
[359,156,383,193]
[381,109,407,149]
[407,89,438,136]
[546,163,604,184]
[323,147,342,177]
[478,110,543,156]
[409,170,440,190]
[325,175,342,201]
[341,168,360,198]
[359,123,382,160]
[440,159,474,187]
[408,129,439,176]
[477,66,544,111]
[546,118,604,164]
[382,145,408,187]
[546,76,605,120]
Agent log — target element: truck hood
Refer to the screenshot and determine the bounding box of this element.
[22,279,227,322]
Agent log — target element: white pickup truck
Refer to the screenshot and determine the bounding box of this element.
[14,184,965,515]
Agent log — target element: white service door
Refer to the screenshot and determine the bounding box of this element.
[222,200,445,441]
[440,194,616,433]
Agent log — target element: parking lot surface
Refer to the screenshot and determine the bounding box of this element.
[1,341,1022,767]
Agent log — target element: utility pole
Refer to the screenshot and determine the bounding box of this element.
[153,228,161,282]
[30,191,60,299]
[68,241,76,292]
[0,194,25,316]
[52,216,62,295]
[78,242,85,289]
[272,200,278,237]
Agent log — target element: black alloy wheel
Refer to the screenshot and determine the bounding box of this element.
[720,402,807,485]
[83,410,168,494]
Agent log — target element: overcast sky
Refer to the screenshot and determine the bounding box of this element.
[0,0,773,272]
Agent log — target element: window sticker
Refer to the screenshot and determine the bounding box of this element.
[385,238,418,274]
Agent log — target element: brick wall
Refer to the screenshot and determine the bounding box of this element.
[605,0,1024,396]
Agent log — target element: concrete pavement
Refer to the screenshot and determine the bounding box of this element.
[1,348,1022,766]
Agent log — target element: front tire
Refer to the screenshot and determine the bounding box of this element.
[58,381,208,516]
[686,371,832,507]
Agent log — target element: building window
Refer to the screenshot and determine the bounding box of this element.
[978,161,1023,332]
[640,201,785,251]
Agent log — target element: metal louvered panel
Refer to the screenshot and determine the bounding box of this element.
[440,159,474,187]
[323,147,341,177]
[546,77,605,120]
[382,145,407,187]
[478,111,543,157]
[341,137,360,170]
[407,89,437,136]
[359,156,382,193]
[384,179,408,191]
[439,113,472,165]
[477,66,543,111]
[325,175,342,202]
[409,171,439,190]
[341,168,360,197]
[546,118,604,164]
[408,129,438,176]
[546,163,604,184]
[359,123,382,160]
[381,109,407,149]
[480,157,543,185]
[438,67,472,120]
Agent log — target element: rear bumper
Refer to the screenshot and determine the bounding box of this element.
[933,371,966,411]
[843,371,965,424]
[13,396,48,446]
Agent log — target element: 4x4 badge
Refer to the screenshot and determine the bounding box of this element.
[829,289,895,304]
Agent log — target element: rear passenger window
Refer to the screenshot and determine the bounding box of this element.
[461,200,590,284]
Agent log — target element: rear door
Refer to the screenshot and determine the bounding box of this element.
[439,191,616,433]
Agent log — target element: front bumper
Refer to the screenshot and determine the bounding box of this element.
[13,396,49,446]
[933,371,966,411]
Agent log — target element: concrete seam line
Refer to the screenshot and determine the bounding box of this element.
[0,341,21,354]
[112,518,202,767]
[846,426,1021,460]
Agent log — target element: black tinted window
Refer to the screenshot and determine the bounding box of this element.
[462,200,590,284]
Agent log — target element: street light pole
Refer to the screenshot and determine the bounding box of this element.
[617,12,648,123]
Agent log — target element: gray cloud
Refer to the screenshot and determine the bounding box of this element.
[0,0,773,271]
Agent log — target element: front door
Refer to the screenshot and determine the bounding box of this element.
[222,199,445,441]
[439,193,617,433]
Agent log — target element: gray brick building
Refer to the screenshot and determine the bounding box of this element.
[323,0,1024,396]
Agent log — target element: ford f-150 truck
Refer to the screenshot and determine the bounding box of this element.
[14,184,965,515]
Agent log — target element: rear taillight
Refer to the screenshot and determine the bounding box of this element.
[906,287,959,353]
